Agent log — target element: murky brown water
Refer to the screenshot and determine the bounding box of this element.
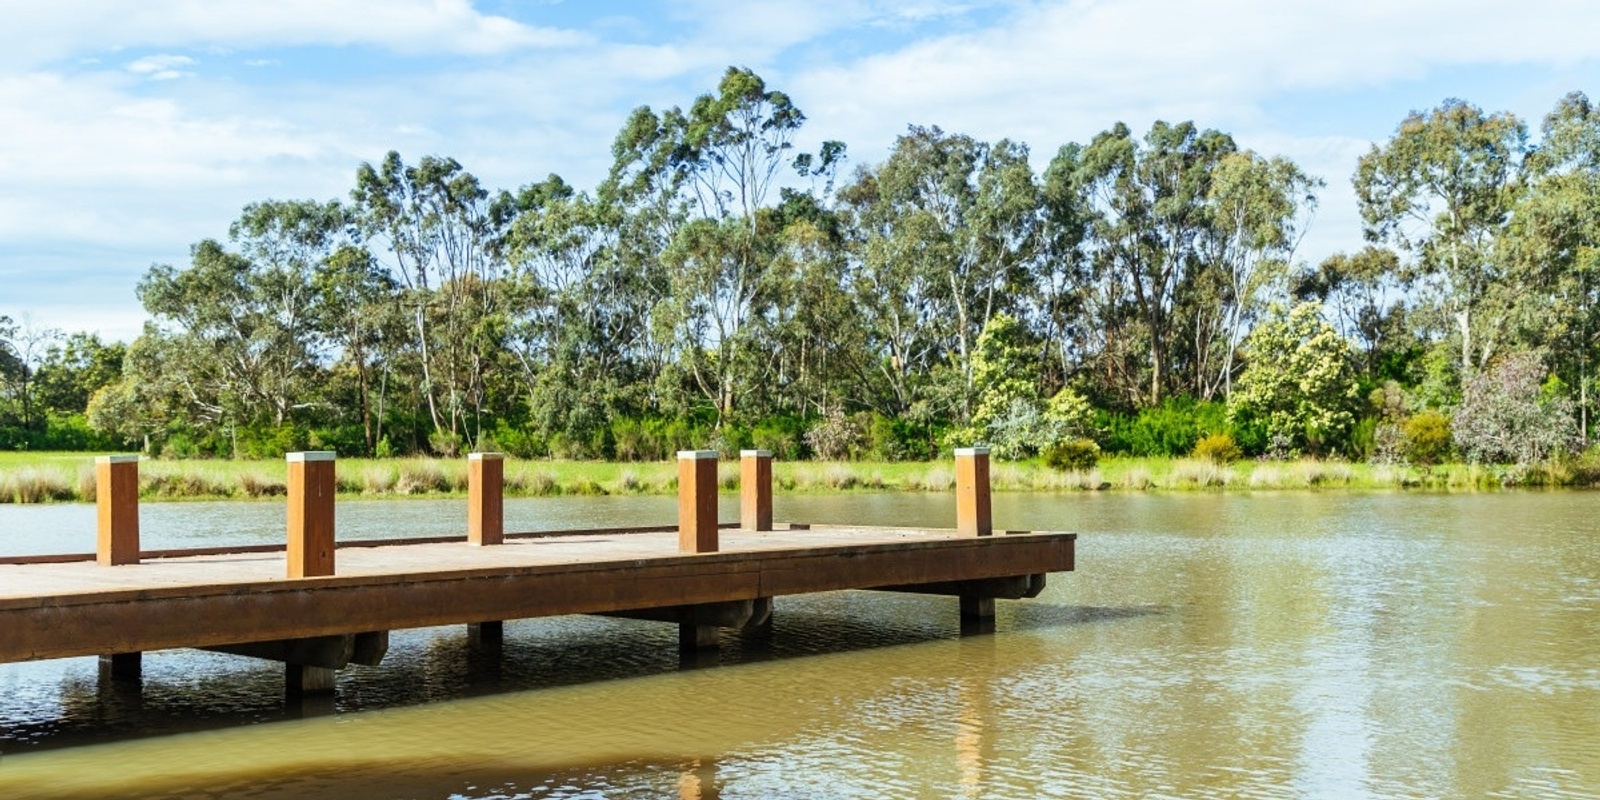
[1,491,1597,799]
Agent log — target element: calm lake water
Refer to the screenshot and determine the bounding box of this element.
[0,491,1597,799]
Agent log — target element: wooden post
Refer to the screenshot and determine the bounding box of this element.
[99,652,142,681]
[96,455,140,566]
[286,664,336,696]
[468,452,504,546]
[955,447,992,537]
[467,621,503,651]
[677,450,719,554]
[740,449,773,531]
[287,451,336,579]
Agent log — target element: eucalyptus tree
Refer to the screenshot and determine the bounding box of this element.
[1076,120,1239,407]
[32,332,125,418]
[1509,91,1600,440]
[752,192,868,417]
[1033,144,1094,391]
[86,326,188,451]
[0,315,62,432]
[1293,246,1412,380]
[1355,99,1527,378]
[503,176,661,444]
[351,152,513,449]
[840,126,1042,420]
[136,236,323,434]
[313,243,400,453]
[606,67,837,424]
[1192,151,1320,399]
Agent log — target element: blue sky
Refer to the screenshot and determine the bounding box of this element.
[4,0,1600,342]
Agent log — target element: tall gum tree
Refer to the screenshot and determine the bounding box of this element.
[1193,151,1320,399]
[605,67,840,425]
[1355,99,1527,379]
[351,153,511,447]
[1077,120,1238,407]
[840,126,1040,421]
[1510,91,1600,441]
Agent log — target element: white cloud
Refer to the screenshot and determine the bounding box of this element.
[125,54,196,80]
[796,0,1600,128]
[1,0,586,67]
[787,0,1600,263]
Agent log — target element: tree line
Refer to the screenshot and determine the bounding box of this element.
[3,69,1598,467]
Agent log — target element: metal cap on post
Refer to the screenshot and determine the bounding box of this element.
[468,452,505,546]
[740,449,773,532]
[955,447,992,537]
[96,455,140,566]
[287,451,336,578]
[678,450,720,553]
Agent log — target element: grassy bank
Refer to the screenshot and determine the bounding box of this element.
[0,451,1587,504]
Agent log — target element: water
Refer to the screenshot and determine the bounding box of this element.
[1,491,1597,798]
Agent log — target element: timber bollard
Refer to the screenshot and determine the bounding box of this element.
[955,447,993,537]
[678,450,721,652]
[287,451,336,578]
[677,450,719,554]
[740,449,773,531]
[96,455,140,566]
[468,452,505,546]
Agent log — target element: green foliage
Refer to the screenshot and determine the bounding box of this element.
[1044,438,1101,471]
[1192,433,1242,465]
[752,415,808,460]
[1402,410,1453,465]
[805,409,867,461]
[1452,351,1577,464]
[1356,99,1527,376]
[1229,303,1360,455]
[1102,397,1232,457]
[19,85,1600,468]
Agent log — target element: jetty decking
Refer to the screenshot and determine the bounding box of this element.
[0,448,1074,694]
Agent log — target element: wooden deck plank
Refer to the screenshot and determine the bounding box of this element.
[0,525,1074,665]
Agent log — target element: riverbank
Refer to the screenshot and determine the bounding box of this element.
[0,451,1587,504]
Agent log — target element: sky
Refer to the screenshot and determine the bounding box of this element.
[3,0,1600,343]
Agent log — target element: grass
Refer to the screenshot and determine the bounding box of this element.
[0,450,1588,504]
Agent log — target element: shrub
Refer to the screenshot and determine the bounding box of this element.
[428,430,463,458]
[1044,438,1101,471]
[986,398,1053,460]
[1191,433,1242,465]
[1453,352,1577,465]
[1402,410,1452,465]
[805,409,867,460]
[1370,422,1405,465]
[238,473,287,497]
[1103,397,1232,457]
[752,415,807,460]
[866,414,931,461]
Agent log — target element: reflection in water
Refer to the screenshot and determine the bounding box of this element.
[677,758,719,800]
[1,491,1598,798]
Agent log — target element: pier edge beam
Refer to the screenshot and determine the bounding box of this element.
[96,455,141,566]
[677,450,719,554]
[955,447,993,538]
[468,452,505,546]
[287,451,337,579]
[740,449,773,532]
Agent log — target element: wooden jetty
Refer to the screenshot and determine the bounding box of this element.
[0,448,1075,696]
